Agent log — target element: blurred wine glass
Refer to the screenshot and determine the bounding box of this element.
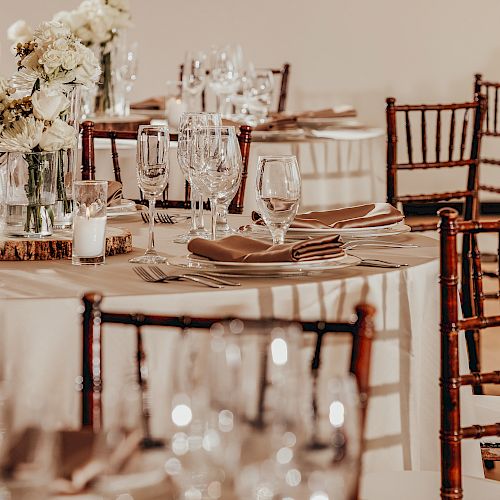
[122,42,139,116]
[182,50,207,112]
[255,155,301,245]
[209,45,242,117]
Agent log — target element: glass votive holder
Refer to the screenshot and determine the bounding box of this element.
[72,180,108,266]
[165,80,187,131]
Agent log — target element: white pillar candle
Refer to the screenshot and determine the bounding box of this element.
[166,97,187,131]
[73,215,107,257]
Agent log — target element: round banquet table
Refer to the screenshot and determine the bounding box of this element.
[0,214,482,477]
[87,127,386,214]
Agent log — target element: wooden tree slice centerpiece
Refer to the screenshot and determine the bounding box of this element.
[0,227,132,261]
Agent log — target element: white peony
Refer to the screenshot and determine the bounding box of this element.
[7,19,33,44]
[32,89,69,121]
[0,117,44,153]
[39,119,76,151]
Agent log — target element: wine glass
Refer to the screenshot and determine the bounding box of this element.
[182,50,207,111]
[122,42,138,116]
[190,126,243,240]
[209,46,242,117]
[255,155,301,245]
[129,125,170,264]
[176,112,221,243]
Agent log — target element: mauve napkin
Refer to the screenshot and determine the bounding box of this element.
[130,96,165,110]
[188,234,344,263]
[107,180,122,207]
[254,106,357,131]
[252,203,404,230]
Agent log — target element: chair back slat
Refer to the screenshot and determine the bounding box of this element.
[436,109,441,162]
[439,208,500,499]
[404,111,413,164]
[421,110,427,163]
[459,108,469,161]
[448,109,456,162]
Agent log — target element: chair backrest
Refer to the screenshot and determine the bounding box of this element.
[181,63,290,113]
[473,73,500,197]
[80,121,253,214]
[81,291,375,434]
[386,96,486,230]
[438,208,500,500]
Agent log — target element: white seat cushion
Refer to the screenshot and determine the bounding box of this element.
[360,471,500,500]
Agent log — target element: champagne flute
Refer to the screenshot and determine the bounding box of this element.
[182,50,207,111]
[255,155,301,245]
[176,112,221,243]
[190,126,243,240]
[129,125,170,264]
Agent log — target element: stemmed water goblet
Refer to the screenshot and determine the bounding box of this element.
[129,125,170,264]
[255,155,301,245]
[190,125,243,240]
[176,112,221,243]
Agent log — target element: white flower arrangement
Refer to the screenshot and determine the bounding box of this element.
[0,89,76,153]
[53,0,132,51]
[11,21,101,92]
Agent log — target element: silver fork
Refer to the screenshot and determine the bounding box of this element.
[149,265,240,287]
[133,266,224,288]
[141,211,175,224]
[342,240,418,250]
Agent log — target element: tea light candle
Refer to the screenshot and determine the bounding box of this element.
[73,215,107,257]
[166,97,187,131]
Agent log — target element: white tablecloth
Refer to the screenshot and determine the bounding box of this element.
[0,214,452,476]
[87,131,385,214]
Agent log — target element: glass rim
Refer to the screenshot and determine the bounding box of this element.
[257,155,298,161]
[192,125,236,131]
[137,124,170,133]
[73,180,109,187]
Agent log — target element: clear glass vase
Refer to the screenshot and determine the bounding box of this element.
[54,86,80,230]
[91,37,127,117]
[5,152,58,238]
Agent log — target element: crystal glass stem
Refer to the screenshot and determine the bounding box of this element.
[193,188,205,231]
[270,226,286,245]
[210,198,217,240]
[145,196,158,255]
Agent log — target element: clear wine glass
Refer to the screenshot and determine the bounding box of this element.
[176,112,221,243]
[190,126,243,240]
[129,125,170,264]
[209,45,242,117]
[182,50,207,112]
[122,42,138,116]
[255,155,301,245]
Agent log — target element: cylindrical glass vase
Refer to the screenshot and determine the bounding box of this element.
[5,152,58,238]
[54,85,80,229]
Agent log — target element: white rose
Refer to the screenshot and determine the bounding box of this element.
[39,119,76,151]
[39,49,64,75]
[53,38,69,51]
[32,89,69,121]
[34,21,70,43]
[7,19,33,44]
[60,49,80,71]
[53,10,86,32]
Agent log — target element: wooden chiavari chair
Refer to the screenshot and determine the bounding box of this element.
[386,96,486,231]
[81,120,252,214]
[473,74,500,201]
[80,292,375,446]
[180,63,290,113]
[439,208,500,499]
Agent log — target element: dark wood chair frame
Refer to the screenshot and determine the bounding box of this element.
[473,73,500,198]
[180,63,290,114]
[80,121,252,214]
[81,292,375,435]
[439,207,500,499]
[386,95,486,231]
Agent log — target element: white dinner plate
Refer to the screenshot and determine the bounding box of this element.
[246,222,411,240]
[107,199,139,218]
[309,128,384,140]
[170,253,360,276]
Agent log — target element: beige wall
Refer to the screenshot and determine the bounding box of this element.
[1,0,500,196]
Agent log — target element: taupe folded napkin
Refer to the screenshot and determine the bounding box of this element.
[188,234,344,263]
[130,96,165,110]
[254,106,357,131]
[107,180,123,207]
[252,203,404,229]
